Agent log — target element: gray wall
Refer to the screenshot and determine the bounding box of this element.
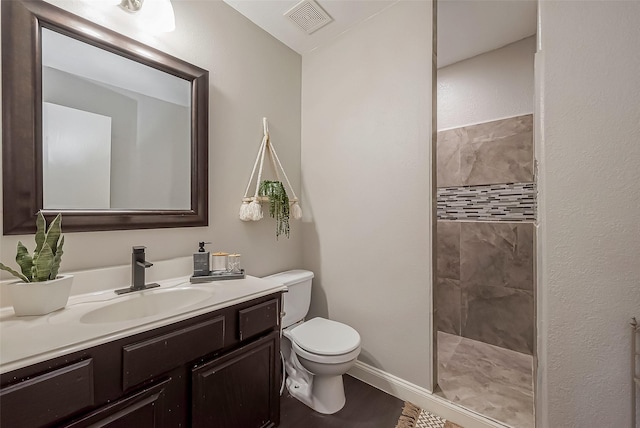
[437,36,535,131]
[301,0,433,389]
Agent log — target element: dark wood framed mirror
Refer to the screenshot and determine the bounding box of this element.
[2,0,208,235]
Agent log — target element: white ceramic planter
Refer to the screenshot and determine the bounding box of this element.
[8,275,74,316]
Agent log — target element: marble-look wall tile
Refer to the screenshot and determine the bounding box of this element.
[464,114,532,145]
[437,221,461,280]
[460,222,534,291]
[436,221,536,355]
[436,114,533,188]
[435,115,535,355]
[436,278,461,335]
[437,128,464,187]
[460,132,534,186]
[461,285,534,355]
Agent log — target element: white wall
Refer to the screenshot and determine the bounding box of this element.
[536,1,640,426]
[301,0,433,389]
[437,36,535,131]
[0,1,303,287]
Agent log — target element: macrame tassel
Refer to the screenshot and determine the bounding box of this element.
[246,199,263,221]
[239,200,252,221]
[290,200,302,220]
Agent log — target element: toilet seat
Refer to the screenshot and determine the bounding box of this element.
[292,340,361,364]
[289,317,361,364]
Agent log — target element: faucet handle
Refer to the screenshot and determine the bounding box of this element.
[133,246,146,253]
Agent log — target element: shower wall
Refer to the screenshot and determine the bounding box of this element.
[436,114,535,355]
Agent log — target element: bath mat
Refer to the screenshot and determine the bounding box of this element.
[395,402,464,428]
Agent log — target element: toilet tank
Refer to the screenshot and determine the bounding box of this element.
[263,270,314,328]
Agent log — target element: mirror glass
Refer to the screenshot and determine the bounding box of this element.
[41,28,191,210]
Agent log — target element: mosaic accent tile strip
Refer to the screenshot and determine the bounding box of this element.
[437,182,536,221]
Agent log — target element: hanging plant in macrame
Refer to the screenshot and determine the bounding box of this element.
[239,118,302,239]
[258,180,290,238]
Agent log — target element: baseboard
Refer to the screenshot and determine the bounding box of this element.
[348,361,508,428]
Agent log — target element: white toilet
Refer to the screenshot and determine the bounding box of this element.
[264,270,361,414]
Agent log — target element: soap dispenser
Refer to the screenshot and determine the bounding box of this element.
[193,242,211,277]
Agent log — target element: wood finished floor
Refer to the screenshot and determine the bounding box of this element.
[279,375,404,428]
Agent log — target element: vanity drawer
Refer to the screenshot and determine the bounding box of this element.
[122,317,225,390]
[63,378,170,428]
[0,359,94,428]
[239,299,279,341]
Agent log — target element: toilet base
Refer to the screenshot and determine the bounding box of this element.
[287,373,346,414]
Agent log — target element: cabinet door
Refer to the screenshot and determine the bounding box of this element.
[63,378,170,428]
[192,331,279,428]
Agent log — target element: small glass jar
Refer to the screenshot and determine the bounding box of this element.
[227,254,241,273]
[211,252,229,272]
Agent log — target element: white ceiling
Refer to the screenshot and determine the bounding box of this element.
[222,0,537,65]
[223,0,396,54]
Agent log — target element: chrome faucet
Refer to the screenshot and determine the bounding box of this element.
[115,246,160,295]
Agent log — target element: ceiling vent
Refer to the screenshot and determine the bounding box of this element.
[285,0,333,35]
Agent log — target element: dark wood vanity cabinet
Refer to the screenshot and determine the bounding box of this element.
[0,293,281,428]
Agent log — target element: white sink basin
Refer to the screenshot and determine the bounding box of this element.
[80,287,212,324]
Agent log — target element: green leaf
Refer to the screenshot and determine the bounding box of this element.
[34,211,46,254]
[33,243,54,282]
[258,180,290,239]
[0,262,30,282]
[15,241,33,282]
[44,214,62,256]
[50,235,64,280]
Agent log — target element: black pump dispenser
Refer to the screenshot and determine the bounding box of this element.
[193,242,211,276]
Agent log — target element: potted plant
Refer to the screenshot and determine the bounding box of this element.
[259,180,290,239]
[0,212,72,316]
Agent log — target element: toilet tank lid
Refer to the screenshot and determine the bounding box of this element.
[290,317,361,356]
[263,270,314,286]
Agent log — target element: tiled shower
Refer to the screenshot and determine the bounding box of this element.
[436,114,535,355]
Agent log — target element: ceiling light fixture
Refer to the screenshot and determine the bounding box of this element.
[119,0,176,33]
[119,0,144,13]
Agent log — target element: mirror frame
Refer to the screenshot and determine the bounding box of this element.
[2,0,209,235]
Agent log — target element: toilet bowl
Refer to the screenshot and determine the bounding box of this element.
[264,270,361,414]
[284,317,361,414]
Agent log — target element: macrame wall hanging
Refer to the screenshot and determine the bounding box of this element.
[239,118,302,238]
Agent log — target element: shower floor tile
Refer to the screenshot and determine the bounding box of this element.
[436,331,534,428]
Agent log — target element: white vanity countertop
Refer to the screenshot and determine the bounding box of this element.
[0,275,286,374]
